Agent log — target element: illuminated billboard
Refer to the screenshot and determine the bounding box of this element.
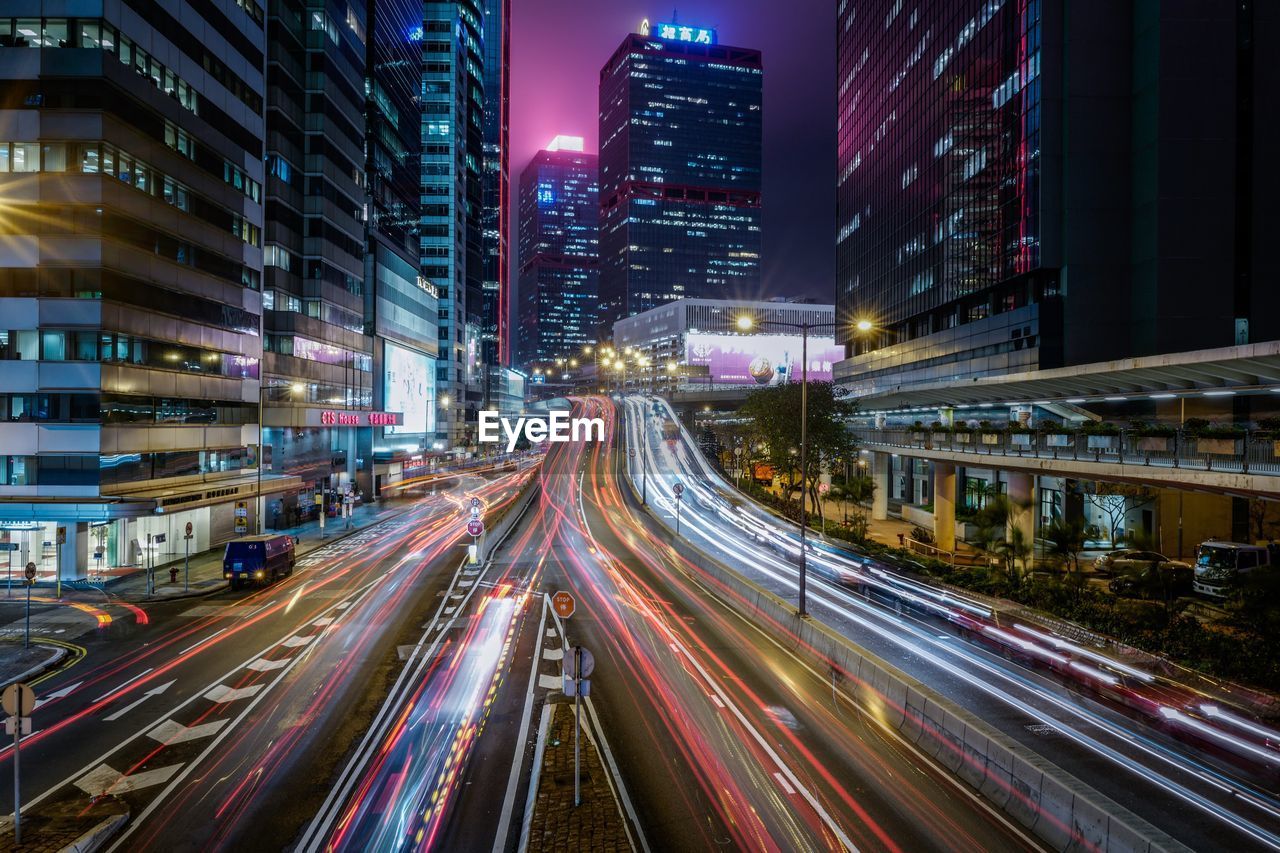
[384,342,435,435]
[683,333,842,385]
[643,19,716,45]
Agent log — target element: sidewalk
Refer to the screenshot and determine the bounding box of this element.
[101,500,412,601]
[526,702,631,853]
[0,641,68,690]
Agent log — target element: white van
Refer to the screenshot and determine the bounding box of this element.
[1193,540,1275,598]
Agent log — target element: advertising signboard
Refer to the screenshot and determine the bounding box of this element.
[384,342,436,436]
[683,333,843,386]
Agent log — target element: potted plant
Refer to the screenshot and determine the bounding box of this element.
[1194,423,1245,455]
[1082,420,1119,450]
[1130,420,1175,453]
[929,420,950,442]
[978,420,1001,445]
[952,423,974,443]
[1256,417,1280,457]
[1037,420,1073,447]
[1007,423,1033,446]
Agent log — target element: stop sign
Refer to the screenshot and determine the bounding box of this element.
[552,590,575,619]
[467,519,484,537]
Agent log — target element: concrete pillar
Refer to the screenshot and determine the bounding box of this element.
[933,462,956,551]
[871,451,889,521]
[1006,472,1037,548]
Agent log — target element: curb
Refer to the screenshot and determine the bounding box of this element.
[0,643,69,691]
[57,811,129,853]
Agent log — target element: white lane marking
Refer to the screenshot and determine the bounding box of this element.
[312,617,335,627]
[444,606,458,616]
[281,634,314,648]
[75,763,183,797]
[544,628,557,639]
[102,680,176,722]
[494,597,549,853]
[148,718,229,745]
[178,629,228,656]
[458,580,474,589]
[773,772,796,795]
[709,694,725,708]
[542,647,564,661]
[204,684,263,703]
[246,658,289,672]
[537,674,561,690]
[336,600,354,610]
[93,668,154,703]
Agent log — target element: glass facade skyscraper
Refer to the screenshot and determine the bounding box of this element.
[480,0,510,369]
[597,27,763,329]
[0,3,267,575]
[422,1,486,443]
[835,1,1280,398]
[517,141,599,365]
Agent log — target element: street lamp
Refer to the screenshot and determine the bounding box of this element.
[735,313,841,618]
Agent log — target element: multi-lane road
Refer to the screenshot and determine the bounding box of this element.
[622,393,1280,852]
[0,470,529,852]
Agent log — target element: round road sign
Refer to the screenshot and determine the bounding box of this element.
[467,519,484,537]
[551,590,575,619]
[673,482,684,498]
[470,496,481,508]
[571,646,595,678]
[1,682,36,717]
[185,521,193,537]
[628,449,635,458]
[24,562,36,581]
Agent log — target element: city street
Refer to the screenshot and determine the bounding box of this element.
[623,395,1280,851]
[0,471,528,851]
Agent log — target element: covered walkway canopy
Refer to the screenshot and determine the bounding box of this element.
[851,341,1280,412]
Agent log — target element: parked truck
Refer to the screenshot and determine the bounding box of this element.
[223,534,296,590]
[1192,540,1277,598]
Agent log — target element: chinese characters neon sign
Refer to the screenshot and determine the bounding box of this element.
[652,21,716,45]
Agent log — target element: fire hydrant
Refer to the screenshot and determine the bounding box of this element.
[169,567,179,583]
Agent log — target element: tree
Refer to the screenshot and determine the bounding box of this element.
[1248,499,1280,544]
[1084,483,1156,545]
[842,474,877,543]
[996,526,1033,588]
[739,381,858,517]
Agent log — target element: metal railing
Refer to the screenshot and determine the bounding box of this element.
[857,428,1280,476]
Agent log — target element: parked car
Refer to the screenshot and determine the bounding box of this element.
[1093,549,1189,578]
[1108,563,1194,598]
[1193,541,1277,598]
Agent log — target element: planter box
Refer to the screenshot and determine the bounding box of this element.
[1010,433,1032,446]
[931,433,950,443]
[1136,436,1171,453]
[980,433,1001,445]
[1196,437,1241,455]
[900,503,934,529]
[953,433,973,444]
[1044,433,1072,447]
[1086,435,1117,450]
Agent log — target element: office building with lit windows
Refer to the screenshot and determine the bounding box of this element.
[517,138,599,366]
[597,22,763,329]
[835,0,1280,398]
[480,0,510,369]
[422,0,487,444]
[261,1,380,522]
[0,5,268,578]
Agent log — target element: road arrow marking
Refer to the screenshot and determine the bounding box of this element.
[148,718,229,745]
[311,616,335,627]
[33,681,82,710]
[537,674,561,690]
[75,762,182,797]
[103,680,176,722]
[281,634,314,648]
[246,658,289,672]
[542,647,564,661]
[93,668,154,703]
[204,684,263,703]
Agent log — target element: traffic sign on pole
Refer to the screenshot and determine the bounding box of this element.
[1,683,35,717]
[551,590,575,619]
[23,563,35,582]
[466,519,484,537]
[673,482,684,498]
[185,521,193,538]
[470,497,481,508]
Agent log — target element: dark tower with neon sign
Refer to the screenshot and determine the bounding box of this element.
[597,20,763,330]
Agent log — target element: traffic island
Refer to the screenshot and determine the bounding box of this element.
[0,642,68,691]
[526,702,631,853]
[0,795,127,853]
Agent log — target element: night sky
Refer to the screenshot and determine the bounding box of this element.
[509,1,835,303]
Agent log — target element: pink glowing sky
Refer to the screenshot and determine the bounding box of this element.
[508,1,835,302]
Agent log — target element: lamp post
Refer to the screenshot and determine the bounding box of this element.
[735,313,840,617]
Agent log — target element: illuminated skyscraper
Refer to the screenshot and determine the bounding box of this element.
[598,21,763,329]
[480,0,510,369]
[835,1,1280,396]
[421,0,486,442]
[517,138,599,365]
